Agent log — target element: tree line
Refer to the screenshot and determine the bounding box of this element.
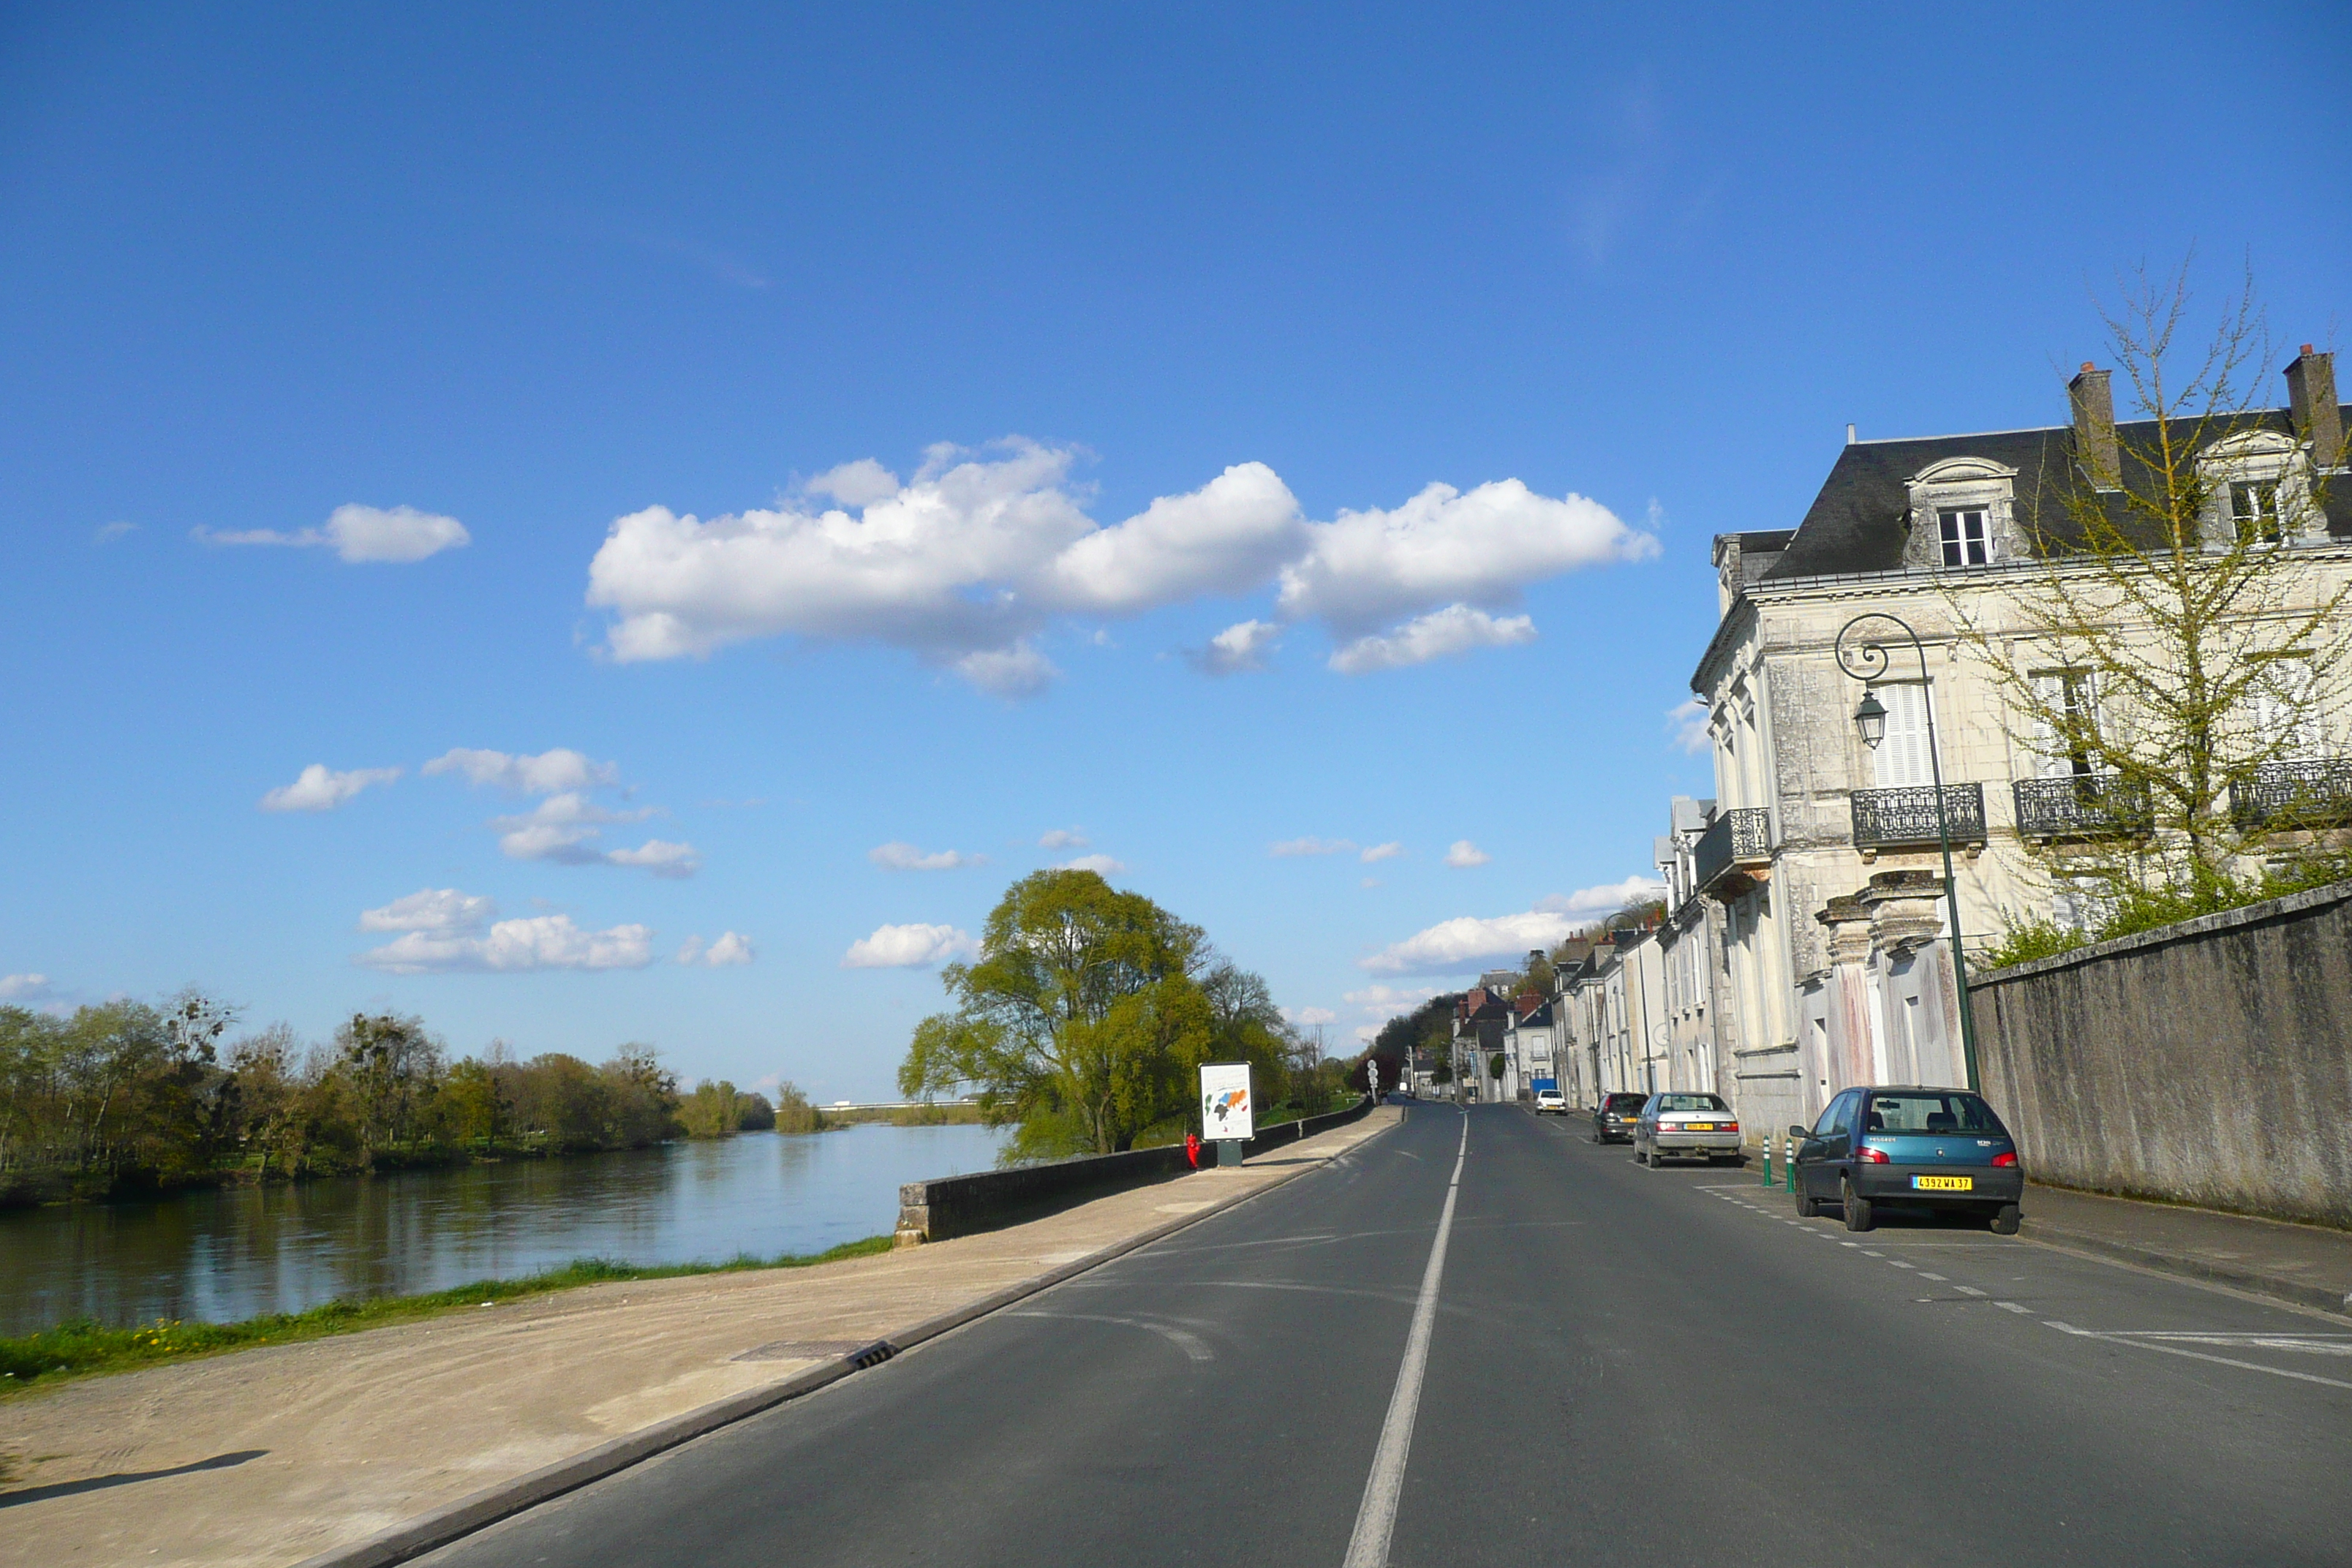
[0,995,815,1205]
[898,869,1352,1161]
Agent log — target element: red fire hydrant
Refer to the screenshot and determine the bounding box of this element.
[1185,1131,1203,1169]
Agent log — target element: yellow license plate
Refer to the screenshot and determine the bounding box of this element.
[1684,1123,1714,1131]
[1912,1175,1973,1191]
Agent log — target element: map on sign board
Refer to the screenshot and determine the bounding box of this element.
[1199,1062,1254,1142]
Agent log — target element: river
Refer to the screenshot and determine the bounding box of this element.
[0,1123,1008,1336]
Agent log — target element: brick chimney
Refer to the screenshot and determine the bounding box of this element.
[2286,345,2343,471]
[2069,362,2119,489]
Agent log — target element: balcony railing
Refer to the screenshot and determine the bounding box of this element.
[1694,807,1773,896]
[1850,783,1986,851]
[2013,773,2154,840]
[2230,758,2352,829]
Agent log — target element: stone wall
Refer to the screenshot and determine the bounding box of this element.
[1971,880,2352,1227]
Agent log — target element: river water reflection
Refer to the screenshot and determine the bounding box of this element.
[0,1123,1008,1336]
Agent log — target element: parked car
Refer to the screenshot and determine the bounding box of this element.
[1635,1092,1742,1166]
[1789,1085,2023,1233]
[1591,1091,1649,1143]
[1534,1089,1567,1115]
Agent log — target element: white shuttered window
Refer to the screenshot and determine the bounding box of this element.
[1870,682,1940,788]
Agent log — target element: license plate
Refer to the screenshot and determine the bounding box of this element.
[1683,1123,1714,1131]
[1912,1175,1973,1191]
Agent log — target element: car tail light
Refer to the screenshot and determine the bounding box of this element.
[1991,1150,2018,1168]
[1856,1144,1890,1164]
[1722,1123,1738,1134]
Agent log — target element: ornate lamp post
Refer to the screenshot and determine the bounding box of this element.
[1833,612,1983,1093]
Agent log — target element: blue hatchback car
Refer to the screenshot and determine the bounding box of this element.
[1789,1085,2023,1234]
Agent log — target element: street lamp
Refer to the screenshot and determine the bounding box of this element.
[1834,612,1983,1094]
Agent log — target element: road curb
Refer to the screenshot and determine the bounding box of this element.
[2021,1221,2352,1319]
[290,1114,1398,1568]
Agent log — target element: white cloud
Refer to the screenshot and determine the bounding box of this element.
[195,504,469,563]
[260,763,401,813]
[1445,840,1491,867]
[1667,696,1711,754]
[0,973,53,1001]
[1360,876,1382,889]
[805,459,901,508]
[358,888,497,936]
[1354,1025,1381,1043]
[1038,827,1088,850]
[1360,910,1586,975]
[842,922,973,969]
[1276,479,1652,636]
[94,521,136,543]
[490,793,656,864]
[423,747,619,794]
[677,931,754,967]
[1271,837,1356,858]
[1285,1006,1338,1026]
[870,842,984,871]
[581,444,1649,692]
[1189,618,1281,676]
[1360,841,1403,864]
[1328,606,1536,675]
[1058,853,1126,875]
[1534,876,1668,917]
[353,891,652,973]
[953,641,1058,698]
[605,839,701,878]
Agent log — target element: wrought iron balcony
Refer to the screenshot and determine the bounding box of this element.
[2230,758,2352,829]
[2013,774,2154,840]
[1694,807,1772,898]
[1850,783,1986,851]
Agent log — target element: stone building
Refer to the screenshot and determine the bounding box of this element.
[1690,348,2352,1137]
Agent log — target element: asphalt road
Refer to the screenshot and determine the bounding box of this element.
[421,1102,2352,1568]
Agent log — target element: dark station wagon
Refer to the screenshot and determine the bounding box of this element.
[1790,1085,2024,1234]
[1591,1091,1650,1145]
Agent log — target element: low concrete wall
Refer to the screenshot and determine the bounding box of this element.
[896,1097,1375,1243]
[1971,880,2352,1228]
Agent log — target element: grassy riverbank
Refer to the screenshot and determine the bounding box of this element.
[0,1235,893,1395]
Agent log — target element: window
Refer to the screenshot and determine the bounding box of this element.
[1866,1092,2003,1135]
[2253,654,2323,761]
[1939,508,1991,566]
[2029,670,2102,778]
[2231,480,2282,545]
[1814,1090,1856,1139]
[1869,682,1940,788]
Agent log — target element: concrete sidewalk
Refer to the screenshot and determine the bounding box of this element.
[2023,1180,2352,1316]
[0,1107,1401,1568]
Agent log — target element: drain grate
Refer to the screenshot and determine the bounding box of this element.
[731,1339,868,1362]
[848,1339,897,1370]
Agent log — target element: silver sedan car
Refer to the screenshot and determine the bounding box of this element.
[1635,1092,1743,1166]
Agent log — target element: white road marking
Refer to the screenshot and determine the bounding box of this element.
[1996,1301,2031,1314]
[1956,1286,1985,1296]
[1889,1262,1915,1270]
[1919,1273,1947,1281]
[2042,1322,2352,1390]
[1343,1111,1467,1568]
[1004,1311,1215,1362]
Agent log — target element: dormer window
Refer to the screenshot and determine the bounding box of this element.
[1939,508,1991,566]
[2230,480,2282,544]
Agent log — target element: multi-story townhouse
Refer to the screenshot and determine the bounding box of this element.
[1690,349,2352,1139]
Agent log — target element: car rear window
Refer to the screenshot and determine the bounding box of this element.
[1865,1092,2003,1134]
[1654,1093,1729,1112]
[1605,1094,1648,1111]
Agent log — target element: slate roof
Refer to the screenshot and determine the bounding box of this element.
[1763,405,2352,581]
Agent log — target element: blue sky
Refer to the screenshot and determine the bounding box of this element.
[4,2,2346,1098]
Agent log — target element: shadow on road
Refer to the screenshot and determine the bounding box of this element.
[0,1449,267,1508]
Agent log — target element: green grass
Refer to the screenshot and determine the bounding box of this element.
[0,1235,894,1396]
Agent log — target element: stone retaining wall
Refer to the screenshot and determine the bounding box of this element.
[1971,880,2352,1227]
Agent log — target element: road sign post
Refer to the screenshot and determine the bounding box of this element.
[1199,1062,1254,1169]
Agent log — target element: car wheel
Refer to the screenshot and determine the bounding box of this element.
[1633,1143,1647,1165]
[1842,1177,1874,1233]
[1990,1203,2021,1236]
[1795,1186,1822,1218]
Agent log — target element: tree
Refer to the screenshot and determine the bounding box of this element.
[335,1012,445,1162]
[898,870,1224,1158]
[679,1079,747,1138]
[1950,261,2351,923]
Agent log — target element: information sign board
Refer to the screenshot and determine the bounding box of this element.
[1199,1062,1254,1142]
